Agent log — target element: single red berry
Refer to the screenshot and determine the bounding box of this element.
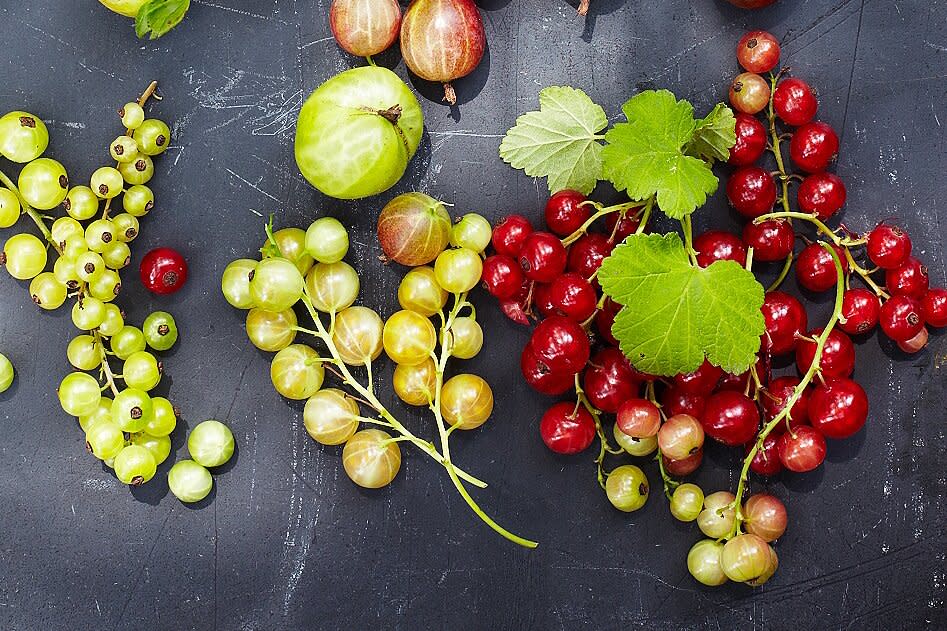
[737,30,781,73]
[761,375,811,428]
[729,72,771,115]
[700,390,760,446]
[583,348,639,414]
[520,345,574,395]
[616,398,662,438]
[729,113,768,166]
[663,449,703,477]
[529,316,590,374]
[921,288,947,327]
[492,214,533,257]
[567,233,613,279]
[727,166,777,218]
[773,78,818,126]
[840,287,880,335]
[760,291,808,355]
[789,121,839,173]
[777,425,826,472]
[481,255,524,300]
[544,190,590,237]
[673,358,724,395]
[748,433,783,476]
[604,210,644,242]
[808,377,868,439]
[531,282,557,319]
[548,272,597,322]
[519,232,568,283]
[885,257,929,299]
[866,223,912,269]
[140,247,187,295]
[661,385,707,419]
[595,297,621,345]
[797,172,846,220]
[742,219,794,262]
[796,242,849,292]
[897,327,929,353]
[693,230,747,268]
[879,294,924,342]
[796,328,856,379]
[540,402,596,455]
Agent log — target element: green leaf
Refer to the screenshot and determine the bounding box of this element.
[135,0,190,40]
[688,104,737,162]
[598,233,765,376]
[499,86,608,195]
[602,90,720,220]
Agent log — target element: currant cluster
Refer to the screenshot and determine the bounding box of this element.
[0,83,186,489]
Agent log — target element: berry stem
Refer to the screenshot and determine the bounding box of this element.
[92,329,120,398]
[655,450,680,500]
[573,374,620,490]
[561,198,650,247]
[0,168,63,256]
[766,253,794,292]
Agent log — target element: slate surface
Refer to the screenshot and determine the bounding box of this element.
[0,1,945,629]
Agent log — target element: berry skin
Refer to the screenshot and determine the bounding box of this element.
[544,190,590,237]
[661,386,707,419]
[140,247,187,295]
[808,377,868,439]
[567,233,613,279]
[700,391,760,446]
[796,243,849,292]
[885,257,929,299]
[773,78,818,126]
[729,113,768,166]
[616,398,662,438]
[481,255,524,300]
[736,30,781,74]
[789,121,839,173]
[595,297,620,345]
[879,295,924,342]
[727,166,777,218]
[663,449,703,477]
[866,224,911,269]
[795,328,856,379]
[532,282,557,319]
[729,72,771,115]
[674,358,724,396]
[840,288,880,335]
[748,433,783,476]
[548,273,597,322]
[760,291,808,355]
[777,425,826,472]
[540,402,596,455]
[492,215,533,257]
[604,211,643,242]
[760,375,810,428]
[742,219,794,262]
[519,232,568,283]
[583,348,639,414]
[797,172,846,220]
[520,345,574,395]
[693,231,747,268]
[528,316,590,375]
[897,327,929,353]
[921,288,947,327]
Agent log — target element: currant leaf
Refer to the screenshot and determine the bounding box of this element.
[598,232,765,376]
[499,86,608,195]
[135,0,190,40]
[688,103,737,162]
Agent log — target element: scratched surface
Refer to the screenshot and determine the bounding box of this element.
[0,0,944,629]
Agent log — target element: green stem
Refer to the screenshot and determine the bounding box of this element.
[656,450,680,500]
[0,168,63,256]
[681,215,698,266]
[92,329,120,398]
[561,199,649,247]
[766,253,794,293]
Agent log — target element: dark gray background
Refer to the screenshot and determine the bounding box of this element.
[0,0,944,629]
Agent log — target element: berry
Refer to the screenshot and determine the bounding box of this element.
[897,327,929,353]
[616,398,662,438]
[795,328,856,379]
[481,255,524,300]
[595,297,620,345]
[866,224,911,269]
[520,345,574,395]
[742,219,794,262]
[492,214,532,257]
[736,30,780,74]
[808,378,868,439]
[921,288,947,327]
[567,233,613,279]
[657,414,705,460]
[661,385,707,419]
[760,375,810,427]
[604,210,643,242]
[796,242,848,292]
[548,273,597,321]
[879,295,924,342]
[529,316,590,374]
[140,247,187,295]
[693,230,747,268]
[747,433,783,476]
[797,172,846,220]
[544,190,590,237]
[674,358,724,395]
[729,72,771,115]
[760,291,808,355]
[773,78,818,126]
[532,282,557,318]
[839,288,880,335]
[789,121,839,173]
[540,402,596,455]
[727,166,777,218]
[583,347,639,414]
[700,391,760,446]
[519,232,567,283]
[718,355,769,392]
[885,257,929,299]
[729,113,768,166]
[663,449,703,477]
[777,426,826,472]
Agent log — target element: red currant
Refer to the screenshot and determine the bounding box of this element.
[663,449,703,477]
[718,355,770,392]
[498,281,530,325]
[742,219,794,262]
[729,72,771,115]
[795,242,848,292]
[789,121,839,173]
[583,347,639,413]
[481,254,524,300]
[760,291,808,355]
[897,327,929,353]
[866,223,911,269]
[700,391,760,446]
[661,385,707,419]
[885,256,929,299]
[795,327,855,379]
[492,214,533,257]
[529,315,590,374]
[808,377,868,439]
[736,30,780,73]
[777,426,826,472]
[761,375,810,427]
[773,77,818,126]
[532,282,557,318]
[729,113,768,166]
[520,345,574,395]
[540,402,596,455]
[747,433,783,476]
[727,166,777,218]
[657,413,705,460]
[840,287,880,335]
[604,210,643,242]
[673,358,724,395]
[140,247,187,295]
[549,273,597,322]
[922,288,947,327]
[544,190,590,237]
[797,172,846,220]
[519,232,568,283]
[879,294,924,342]
[693,230,747,268]
[567,233,613,279]
[595,297,620,345]
[616,398,662,438]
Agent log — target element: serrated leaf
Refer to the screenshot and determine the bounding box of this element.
[601,90,720,220]
[499,86,607,195]
[135,0,190,40]
[598,233,765,376]
[688,104,737,162]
